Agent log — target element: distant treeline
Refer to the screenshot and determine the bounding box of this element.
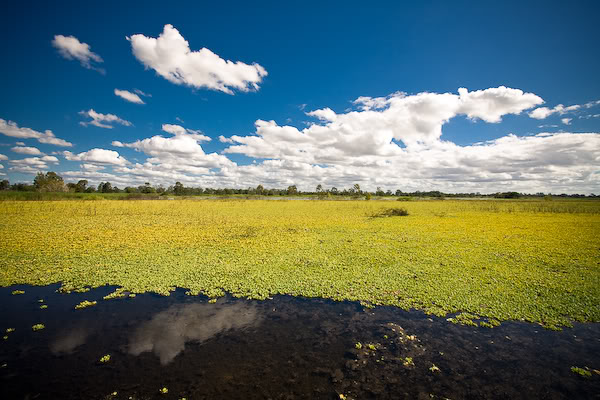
[0,172,597,199]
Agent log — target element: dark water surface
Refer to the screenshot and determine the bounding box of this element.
[0,285,598,399]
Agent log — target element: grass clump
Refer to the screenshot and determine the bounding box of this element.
[99,354,111,363]
[571,366,592,378]
[371,207,409,218]
[74,300,97,310]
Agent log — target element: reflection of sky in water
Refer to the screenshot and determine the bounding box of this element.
[128,302,262,364]
[50,326,89,354]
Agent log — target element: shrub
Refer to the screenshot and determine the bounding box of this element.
[371,207,409,218]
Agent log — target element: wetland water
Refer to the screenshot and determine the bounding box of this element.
[1,285,598,399]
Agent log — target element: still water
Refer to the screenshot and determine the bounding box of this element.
[1,285,598,399]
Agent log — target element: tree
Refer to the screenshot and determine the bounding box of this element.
[330,187,338,195]
[316,184,323,193]
[286,185,298,195]
[0,179,10,190]
[33,172,66,192]
[173,182,185,196]
[353,183,361,196]
[98,182,113,193]
[75,180,88,193]
[375,187,385,196]
[256,184,265,195]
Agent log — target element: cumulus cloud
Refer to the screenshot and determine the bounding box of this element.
[11,146,43,155]
[0,119,73,147]
[50,87,599,194]
[0,154,8,160]
[561,118,572,125]
[114,89,145,104]
[79,109,132,129]
[529,104,582,119]
[127,24,267,94]
[224,86,543,160]
[51,35,104,73]
[63,148,129,166]
[9,155,59,172]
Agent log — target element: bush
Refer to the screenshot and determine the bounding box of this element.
[371,207,409,218]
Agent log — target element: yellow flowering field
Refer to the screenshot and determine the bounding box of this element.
[1,199,598,329]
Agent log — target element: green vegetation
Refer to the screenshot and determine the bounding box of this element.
[99,354,111,363]
[11,290,24,295]
[32,324,45,331]
[1,199,599,329]
[571,366,592,378]
[75,300,97,309]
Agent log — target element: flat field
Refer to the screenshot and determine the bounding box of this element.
[1,199,598,329]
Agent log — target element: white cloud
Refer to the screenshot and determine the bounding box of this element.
[224,86,543,160]
[63,148,129,166]
[529,103,582,119]
[561,118,572,125]
[457,87,544,123]
[114,89,145,104]
[0,154,8,160]
[44,87,599,194]
[134,89,152,97]
[81,163,106,171]
[9,155,59,172]
[161,124,211,141]
[15,142,25,146]
[584,100,600,108]
[219,135,234,144]
[127,24,267,94]
[0,119,73,147]
[11,146,43,155]
[51,35,104,73]
[79,109,132,129]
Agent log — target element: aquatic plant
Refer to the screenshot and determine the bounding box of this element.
[367,343,377,351]
[403,357,414,367]
[0,199,599,329]
[159,387,169,394]
[571,366,592,378]
[429,364,440,373]
[99,354,111,363]
[11,290,24,295]
[74,300,97,309]
[40,304,48,309]
[355,342,362,350]
[32,324,45,331]
[6,328,15,333]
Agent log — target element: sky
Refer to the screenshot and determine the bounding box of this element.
[0,0,599,194]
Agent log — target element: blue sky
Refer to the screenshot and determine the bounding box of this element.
[1,1,599,193]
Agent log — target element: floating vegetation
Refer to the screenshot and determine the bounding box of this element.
[355,342,362,350]
[403,356,414,367]
[32,323,45,331]
[40,304,48,309]
[99,354,111,363]
[430,364,441,373]
[75,300,97,310]
[0,199,599,329]
[571,366,592,378]
[11,290,24,295]
[6,328,15,333]
[159,387,169,394]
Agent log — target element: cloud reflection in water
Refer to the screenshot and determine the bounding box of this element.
[128,301,261,364]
